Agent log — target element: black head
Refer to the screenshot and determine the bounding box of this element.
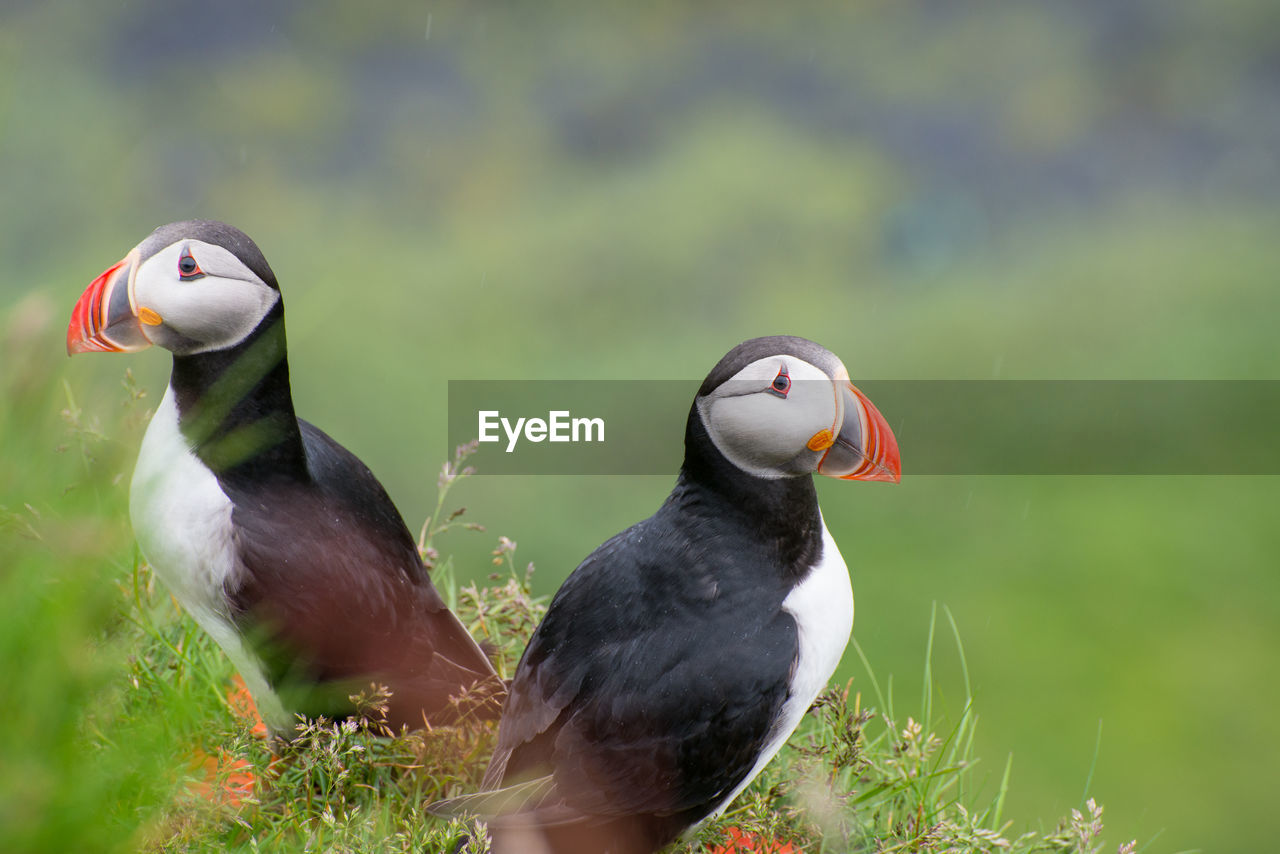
[691,335,901,483]
[137,220,279,291]
[69,220,283,356]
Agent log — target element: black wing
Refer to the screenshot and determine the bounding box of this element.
[485,509,799,827]
[224,420,501,727]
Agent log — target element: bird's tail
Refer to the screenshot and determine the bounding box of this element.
[426,775,557,821]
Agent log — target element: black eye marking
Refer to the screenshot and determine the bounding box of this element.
[178,247,205,281]
[769,366,791,398]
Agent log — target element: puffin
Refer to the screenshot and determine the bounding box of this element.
[433,335,901,854]
[66,220,502,736]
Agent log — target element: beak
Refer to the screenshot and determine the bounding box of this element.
[67,250,150,355]
[817,380,902,483]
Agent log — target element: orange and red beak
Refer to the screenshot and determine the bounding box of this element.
[816,380,901,483]
[67,250,150,355]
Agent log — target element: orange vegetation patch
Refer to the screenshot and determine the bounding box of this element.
[708,825,797,853]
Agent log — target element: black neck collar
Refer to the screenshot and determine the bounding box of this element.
[673,405,824,579]
[169,302,307,487]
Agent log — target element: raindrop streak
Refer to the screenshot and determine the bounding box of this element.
[425,12,432,42]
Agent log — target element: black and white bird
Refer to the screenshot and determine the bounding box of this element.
[67,220,502,736]
[435,335,901,854]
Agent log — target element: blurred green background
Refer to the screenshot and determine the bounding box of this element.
[4,1,1278,851]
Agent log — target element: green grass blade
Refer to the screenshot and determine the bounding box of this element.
[1080,718,1103,807]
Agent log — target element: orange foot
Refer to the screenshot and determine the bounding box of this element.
[225,674,268,738]
[709,826,797,853]
[189,748,257,807]
[188,675,270,807]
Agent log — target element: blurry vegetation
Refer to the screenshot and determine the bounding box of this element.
[4,0,1279,850]
[0,352,1142,851]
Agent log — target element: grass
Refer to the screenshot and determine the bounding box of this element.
[1,355,1144,854]
[694,678,1010,853]
[93,548,1147,854]
[676,609,1140,854]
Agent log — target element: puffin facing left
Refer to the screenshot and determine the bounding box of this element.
[67,220,503,737]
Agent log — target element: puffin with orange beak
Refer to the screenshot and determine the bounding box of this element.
[433,335,900,854]
[68,220,502,736]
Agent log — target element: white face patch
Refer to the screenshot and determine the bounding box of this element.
[132,240,280,355]
[697,355,841,478]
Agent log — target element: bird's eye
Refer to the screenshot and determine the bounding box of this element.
[178,249,204,280]
[769,367,791,398]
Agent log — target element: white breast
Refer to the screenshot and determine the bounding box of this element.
[710,513,854,818]
[130,385,291,732]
